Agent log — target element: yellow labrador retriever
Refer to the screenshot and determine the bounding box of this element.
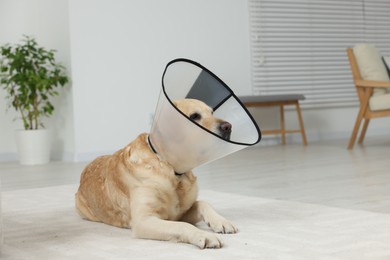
[75,99,237,249]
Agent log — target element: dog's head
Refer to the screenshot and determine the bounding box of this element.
[173,99,232,140]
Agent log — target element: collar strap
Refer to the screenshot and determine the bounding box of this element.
[148,135,184,177]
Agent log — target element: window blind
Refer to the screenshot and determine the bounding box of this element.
[248,0,390,108]
[363,0,390,54]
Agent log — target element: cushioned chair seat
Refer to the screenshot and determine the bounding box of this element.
[354,44,390,95]
[369,93,390,111]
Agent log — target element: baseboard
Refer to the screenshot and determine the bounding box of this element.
[0,150,112,163]
[1,128,389,162]
[0,153,18,162]
[51,150,76,162]
[73,150,116,162]
[256,127,390,146]
[0,151,76,163]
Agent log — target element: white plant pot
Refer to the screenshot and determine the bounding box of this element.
[15,129,51,165]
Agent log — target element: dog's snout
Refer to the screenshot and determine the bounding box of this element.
[219,121,232,140]
[219,121,232,133]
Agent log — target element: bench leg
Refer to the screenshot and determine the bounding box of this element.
[280,104,286,145]
[295,102,308,146]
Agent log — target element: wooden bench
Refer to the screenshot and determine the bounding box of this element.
[240,95,308,145]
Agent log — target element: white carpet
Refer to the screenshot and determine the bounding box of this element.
[1,185,390,260]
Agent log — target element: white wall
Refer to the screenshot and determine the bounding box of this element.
[0,0,74,161]
[1,0,389,162]
[68,0,252,160]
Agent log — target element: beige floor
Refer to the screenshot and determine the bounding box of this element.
[1,136,390,259]
[1,135,390,216]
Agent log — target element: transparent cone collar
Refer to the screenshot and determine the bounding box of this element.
[149,59,261,173]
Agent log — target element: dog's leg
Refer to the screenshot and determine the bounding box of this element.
[132,216,223,249]
[180,201,238,234]
[75,193,100,222]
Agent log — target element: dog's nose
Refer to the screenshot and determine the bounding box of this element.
[219,121,232,135]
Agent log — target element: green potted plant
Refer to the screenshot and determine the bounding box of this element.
[0,35,69,165]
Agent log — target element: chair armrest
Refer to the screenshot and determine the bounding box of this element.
[355,79,390,88]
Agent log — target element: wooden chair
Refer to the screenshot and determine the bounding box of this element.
[347,48,390,149]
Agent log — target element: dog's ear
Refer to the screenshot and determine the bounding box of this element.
[123,145,141,165]
[122,145,133,164]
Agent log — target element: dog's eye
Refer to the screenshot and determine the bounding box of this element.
[189,113,201,121]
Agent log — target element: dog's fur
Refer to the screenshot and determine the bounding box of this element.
[75,99,237,249]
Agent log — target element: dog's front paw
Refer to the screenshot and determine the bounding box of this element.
[191,231,223,249]
[206,218,238,234]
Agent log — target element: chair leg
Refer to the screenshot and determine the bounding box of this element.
[295,102,308,146]
[358,118,370,144]
[348,91,371,149]
[280,104,286,145]
[348,109,365,149]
